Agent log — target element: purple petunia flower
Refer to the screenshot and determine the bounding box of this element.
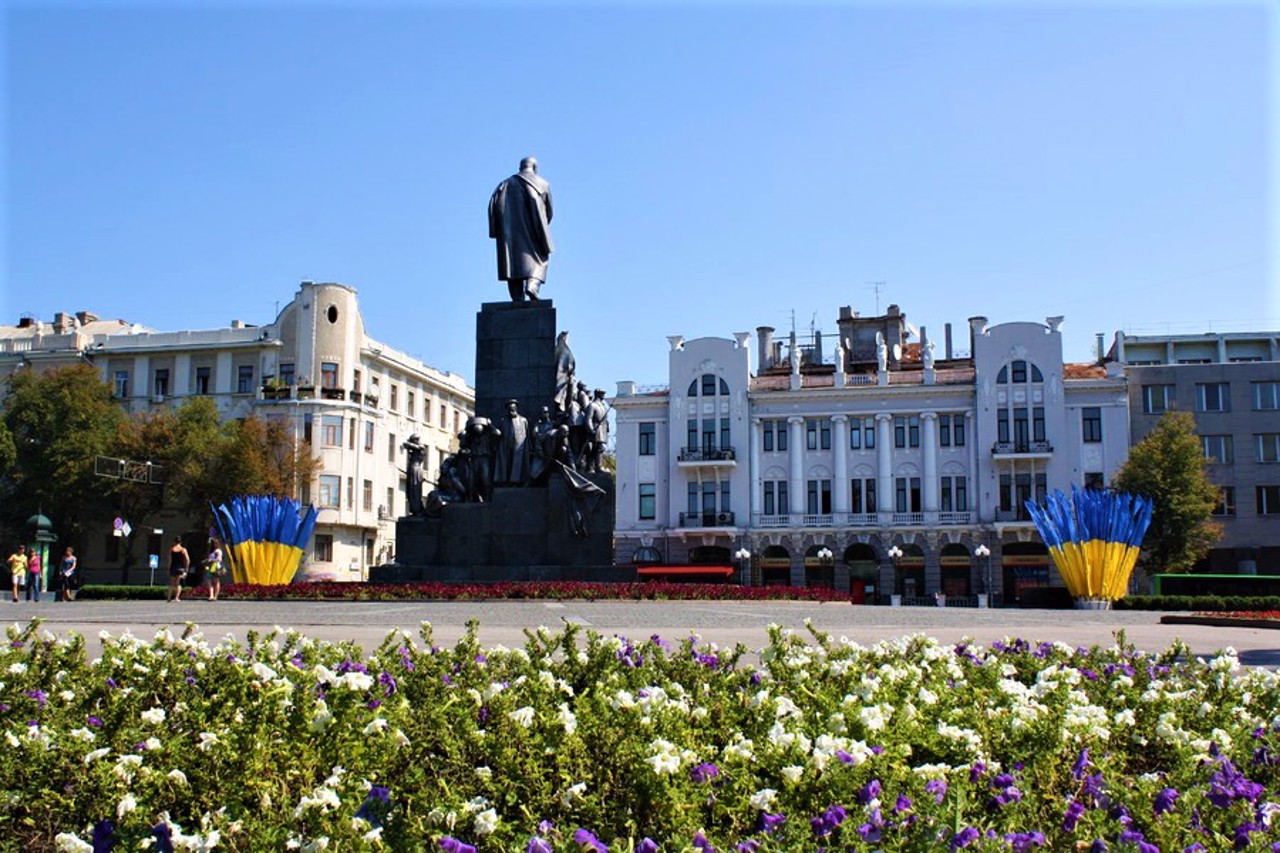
[573,828,608,852]
[759,813,786,834]
[1004,830,1046,852]
[1181,845,1206,853]
[538,820,554,835]
[379,671,398,695]
[690,763,720,783]
[438,838,477,853]
[969,761,987,783]
[810,804,848,839]
[152,823,174,853]
[105,678,118,690]
[1208,758,1265,808]
[1233,821,1262,849]
[692,831,713,852]
[24,689,47,709]
[857,780,882,804]
[951,827,980,849]
[1090,841,1109,852]
[92,819,115,853]
[735,842,759,853]
[636,839,659,853]
[893,794,912,814]
[527,838,553,853]
[1072,748,1091,780]
[1154,787,1179,816]
[1063,800,1086,832]
[926,778,948,804]
[88,715,103,727]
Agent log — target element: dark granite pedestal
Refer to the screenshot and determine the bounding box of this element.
[384,296,620,584]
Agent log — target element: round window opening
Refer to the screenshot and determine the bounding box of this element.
[327,305,339,324]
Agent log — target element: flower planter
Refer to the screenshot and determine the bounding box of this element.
[1075,597,1112,610]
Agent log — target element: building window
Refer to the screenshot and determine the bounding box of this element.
[953,416,965,447]
[280,363,295,387]
[363,479,373,512]
[850,478,876,514]
[321,363,339,389]
[407,390,415,418]
[806,420,818,450]
[153,368,169,398]
[424,397,433,424]
[387,487,395,517]
[353,369,362,393]
[318,475,340,508]
[700,419,716,452]
[364,422,375,452]
[1011,360,1027,383]
[1213,487,1236,517]
[346,477,354,509]
[1201,435,1234,464]
[1252,381,1279,411]
[639,483,656,520]
[721,418,731,450]
[114,370,130,398]
[1082,407,1102,443]
[303,414,313,444]
[763,420,787,452]
[195,366,211,395]
[1258,434,1280,464]
[237,365,254,394]
[997,410,1010,443]
[863,418,875,449]
[389,433,397,463]
[939,476,967,512]
[1013,408,1030,446]
[321,415,343,447]
[1084,471,1105,491]
[849,422,861,449]
[1196,382,1230,413]
[763,481,788,515]
[687,419,698,452]
[806,479,832,514]
[1142,384,1174,414]
[889,416,919,448]
[894,477,922,513]
[939,415,951,447]
[454,411,461,434]
[638,422,656,456]
[390,385,398,411]
[1257,486,1280,516]
[348,418,356,450]
[1032,407,1046,443]
[440,404,448,427]
[314,534,333,562]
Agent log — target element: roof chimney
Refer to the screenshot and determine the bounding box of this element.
[944,323,953,360]
[756,326,774,371]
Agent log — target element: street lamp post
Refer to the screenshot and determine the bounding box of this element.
[734,547,752,587]
[816,546,833,591]
[887,544,903,606]
[975,544,992,608]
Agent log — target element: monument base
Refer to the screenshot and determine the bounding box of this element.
[383,471,616,583]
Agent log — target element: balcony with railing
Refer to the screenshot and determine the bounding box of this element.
[677,446,737,466]
[938,511,972,525]
[892,512,925,526]
[678,511,736,528]
[753,513,791,528]
[320,387,346,401]
[846,512,878,527]
[995,508,1035,523]
[991,440,1053,457]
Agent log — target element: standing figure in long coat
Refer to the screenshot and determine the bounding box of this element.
[495,400,532,486]
[489,157,554,302]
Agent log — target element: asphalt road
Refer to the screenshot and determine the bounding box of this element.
[9,599,1280,667]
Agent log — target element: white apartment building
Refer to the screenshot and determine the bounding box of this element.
[0,281,473,580]
[612,305,1130,604]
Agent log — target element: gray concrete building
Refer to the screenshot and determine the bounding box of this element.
[1110,330,1280,574]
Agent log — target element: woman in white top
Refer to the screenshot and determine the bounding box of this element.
[204,539,224,601]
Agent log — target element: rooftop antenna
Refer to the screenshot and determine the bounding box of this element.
[866,281,885,315]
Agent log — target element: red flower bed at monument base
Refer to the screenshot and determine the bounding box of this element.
[215,580,853,602]
[1198,610,1280,622]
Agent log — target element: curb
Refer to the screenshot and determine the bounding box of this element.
[1160,615,1280,630]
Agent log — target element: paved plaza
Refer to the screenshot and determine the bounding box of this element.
[9,599,1280,666]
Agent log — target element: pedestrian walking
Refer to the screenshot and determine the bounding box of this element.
[203,539,224,601]
[58,546,78,602]
[7,545,26,603]
[25,547,41,602]
[166,537,189,602]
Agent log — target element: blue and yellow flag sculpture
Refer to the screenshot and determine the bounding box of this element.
[1025,487,1153,602]
[212,496,319,586]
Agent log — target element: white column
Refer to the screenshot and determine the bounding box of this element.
[788,416,805,515]
[967,411,979,518]
[750,418,763,518]
[876,413,893,519]
[133,355,150,399]
[831,415,850,514]
[173,354,191,397]
[215,352,234,395]
[921,412,939,513]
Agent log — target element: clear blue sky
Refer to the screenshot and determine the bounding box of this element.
[4,1,1274,390]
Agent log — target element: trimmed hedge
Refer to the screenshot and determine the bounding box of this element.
[1116,594,1280,612]
[76,585,169,600]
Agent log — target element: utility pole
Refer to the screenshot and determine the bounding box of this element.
[866,281,885,315]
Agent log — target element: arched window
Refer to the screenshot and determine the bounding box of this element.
[688,379,699,397]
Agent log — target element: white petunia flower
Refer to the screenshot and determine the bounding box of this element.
[54,834,93,853]
[168,769,189,785]
[749,788,778,811]
[473,807,498,835]
[117,793,138,818]
[141,707,166,725]
[84,748,110,765]
[509,706,535,727]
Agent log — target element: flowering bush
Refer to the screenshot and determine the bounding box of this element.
[3,619,1279,851]
[78,580,858,603]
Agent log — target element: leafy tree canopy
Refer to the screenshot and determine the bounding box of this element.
[1113,409,1221,573]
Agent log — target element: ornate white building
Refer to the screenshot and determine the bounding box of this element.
[612,305,1130,604]
[0,281,473,581]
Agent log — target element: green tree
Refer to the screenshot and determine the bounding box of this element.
[1,364,125,551]
[1113,409,1221,573]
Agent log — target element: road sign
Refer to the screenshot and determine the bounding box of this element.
[120,522,132,538]
[113,517,123,530]
[148,554,159,570]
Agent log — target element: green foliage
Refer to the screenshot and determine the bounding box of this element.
[75,585,170,600]
[1113,410,1221,573]
[3,621,1277,850]
[1,364,125,551]
[1116,594,1280,612]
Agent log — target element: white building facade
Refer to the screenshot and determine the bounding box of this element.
[0,281,473,581]
[613,306,1130,604]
